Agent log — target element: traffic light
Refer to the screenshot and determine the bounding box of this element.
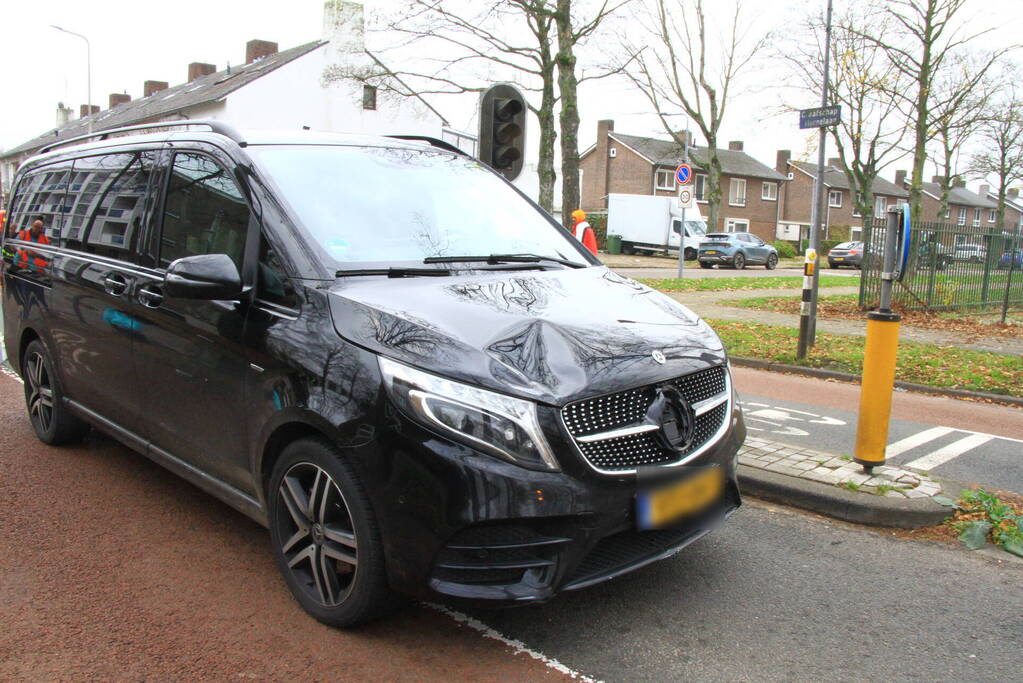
[478,84,527,181]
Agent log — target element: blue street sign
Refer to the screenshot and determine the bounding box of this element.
[895,202,912,281]
[676,164,692,185]
[799,105,841,129]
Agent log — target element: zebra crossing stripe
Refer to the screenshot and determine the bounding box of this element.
[885,427,954,458]
[904,433,994,471]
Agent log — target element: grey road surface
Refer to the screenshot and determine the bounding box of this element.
[468,501,1022,682]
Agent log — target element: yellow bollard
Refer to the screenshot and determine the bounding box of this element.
[854,311,901,470]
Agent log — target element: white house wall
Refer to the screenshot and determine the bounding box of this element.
[216,46,443,137]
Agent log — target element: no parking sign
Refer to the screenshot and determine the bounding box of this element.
[676,164,692,185]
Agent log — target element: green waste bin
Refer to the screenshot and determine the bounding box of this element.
[606,234,622,255]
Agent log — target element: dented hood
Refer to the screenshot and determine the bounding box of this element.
[327,266,726,406]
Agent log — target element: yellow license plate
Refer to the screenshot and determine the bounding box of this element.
[835,256,844,260]
[705,250,718,254]
[637,467,723,530]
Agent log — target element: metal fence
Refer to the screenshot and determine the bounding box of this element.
[859,217,1022,320]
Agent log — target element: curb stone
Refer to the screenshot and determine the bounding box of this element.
[730,356,1023,409]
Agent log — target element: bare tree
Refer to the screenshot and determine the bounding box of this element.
[783,6,908,224]
[842,0,1015,220]
[971,82,1023,230]
[323,1,561,211]
[622,0,769,232]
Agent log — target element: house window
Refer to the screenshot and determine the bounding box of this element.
[828,190,842,208]
[726,218,749,232]
[944,207,950,219]
[761,181,777,201]
[729,178,746,206]
[851,227,863,241]
[972,209,981,227]
[875,196,887,217]
[988,209,997,223]
[362,85,377,110]
[957,207,966,226]
[655,169,675,191]
[694,173,707,201]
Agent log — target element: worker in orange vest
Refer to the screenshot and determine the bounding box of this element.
[571,209,597,255]
[16,217,51,272]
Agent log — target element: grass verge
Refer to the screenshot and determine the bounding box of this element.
[707,318,1023,397]
[719,293,1021,337]
[640,275,857,293]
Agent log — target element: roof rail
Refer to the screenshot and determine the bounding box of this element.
[386,135,468,157]
[38,120,246,155]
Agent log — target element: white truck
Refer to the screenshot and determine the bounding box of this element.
[606,193,708,259]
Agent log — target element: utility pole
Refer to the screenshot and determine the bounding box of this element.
[676,131,690,278]
[797,0,833,359]
[51,25,92,134]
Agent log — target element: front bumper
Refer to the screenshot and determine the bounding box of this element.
[698,252,737,265]
[373,402,746,606]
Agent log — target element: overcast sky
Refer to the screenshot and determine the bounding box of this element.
[5,0,1022,185]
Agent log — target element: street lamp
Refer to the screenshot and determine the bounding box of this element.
[51,25,92,134]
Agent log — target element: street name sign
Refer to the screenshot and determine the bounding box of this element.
[799,105,841,129]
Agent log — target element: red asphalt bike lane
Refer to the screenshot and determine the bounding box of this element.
[732,366,1023,442]
[0,376,580,682]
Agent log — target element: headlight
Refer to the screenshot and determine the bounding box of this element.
[378,356,560,472]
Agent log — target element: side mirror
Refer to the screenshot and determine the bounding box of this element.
[164,253,243,300]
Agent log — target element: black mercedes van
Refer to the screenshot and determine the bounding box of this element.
[1,122,744,626]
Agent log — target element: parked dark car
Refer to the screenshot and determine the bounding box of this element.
[697,232,778,269]
[1,122,744,628]
[997,248,1023,270]
[827,241,864,269]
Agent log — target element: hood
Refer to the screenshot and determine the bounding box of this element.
[327,266,726,405]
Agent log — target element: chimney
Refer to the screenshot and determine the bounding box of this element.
[953,177,966,189]
[144,80,169,97]
[979,184,990,198]
[828,157,842,169]
[245,39,278,64]
[79,104,99,118]
[188,62,216,82]
[931,175,943,184]
[108,93,131,109]
[1009,188,1020,199]
[776,150,791,175]
[596,120,615,209]
[56,102,73,126]
[895,169,907,187]
[728,140,744,151]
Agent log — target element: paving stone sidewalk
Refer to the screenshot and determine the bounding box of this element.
[739,436,944,500]
[667,288,1023,356]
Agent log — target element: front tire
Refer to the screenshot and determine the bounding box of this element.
[268,437,399,627]
[765,253,778,270]
[684,247,697,261]
[733,252,746,270]
[21,340,90,445]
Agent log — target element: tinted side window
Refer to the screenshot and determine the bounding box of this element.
[8,161,72,239]
[160,153,249,269]
[258,236,298,309]
[65,152,156,260]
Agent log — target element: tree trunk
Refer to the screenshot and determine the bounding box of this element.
[908,3,935,222]
[704,137,722,232]
[535,74,558,213]
[555,0,580,228]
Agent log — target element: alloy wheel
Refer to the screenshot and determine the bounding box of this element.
[25,352,54,435]
[275,463,359,607]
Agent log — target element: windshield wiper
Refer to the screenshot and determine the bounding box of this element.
[335,267,452,278]
[423,253,586,268]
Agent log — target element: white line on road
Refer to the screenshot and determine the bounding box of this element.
[904,433,995,471]
[885,427,955,458]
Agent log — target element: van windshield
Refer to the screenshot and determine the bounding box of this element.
[249,144,587,268]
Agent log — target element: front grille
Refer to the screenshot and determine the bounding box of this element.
[562,366,729,473]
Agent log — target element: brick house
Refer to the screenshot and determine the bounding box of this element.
[893,171,998,235]
[775,152,908,243]
[579,120,787,240]
[979,185,1023,233]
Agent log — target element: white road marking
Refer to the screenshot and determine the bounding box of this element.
[426,603,600,682]
[885,427,955,458]
[904,434,995,471]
